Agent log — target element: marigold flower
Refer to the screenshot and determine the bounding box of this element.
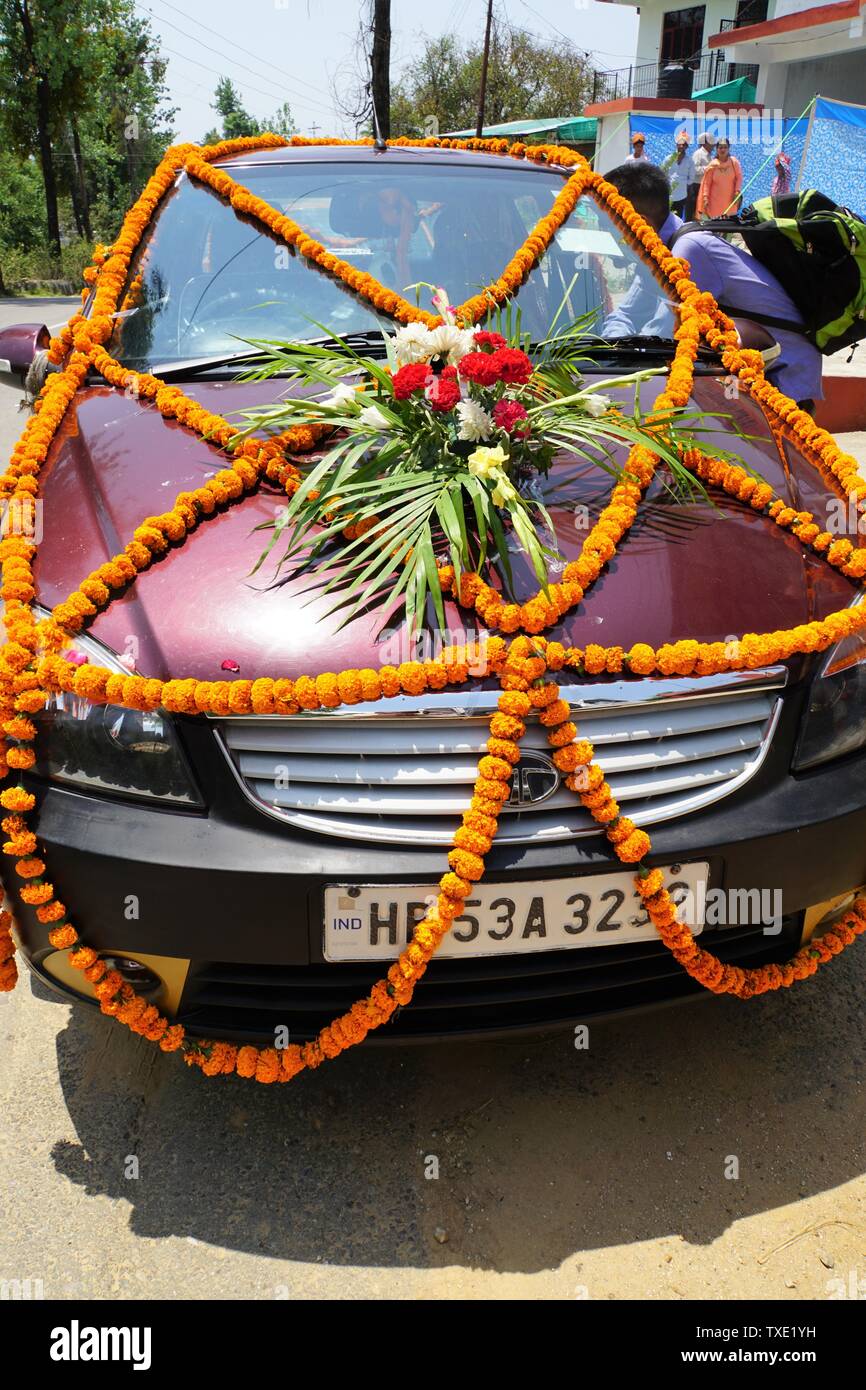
[15,856,45,878]
[20,882,53,905]
[36,900,67,924]
[0,787,35,812]
[48,924,78,949]
[3,831,37,857]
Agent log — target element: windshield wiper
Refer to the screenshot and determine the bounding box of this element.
[547,334,720,361]
[133,350,267,379]
[142,331,391,379]
[304,329,391,354]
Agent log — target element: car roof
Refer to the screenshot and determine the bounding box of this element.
[214,143,569,175]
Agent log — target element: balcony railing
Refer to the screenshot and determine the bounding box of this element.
[590,50,759,105]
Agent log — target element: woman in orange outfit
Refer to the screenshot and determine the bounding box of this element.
[697,138,743,220]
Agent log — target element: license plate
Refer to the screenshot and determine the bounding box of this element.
[323,862,708,962]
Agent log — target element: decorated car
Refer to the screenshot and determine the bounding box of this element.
[0,133,864,1087]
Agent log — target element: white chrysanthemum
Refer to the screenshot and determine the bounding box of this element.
[578,392,611,418]
[455,399,494,442]
[428,324,477,365]
[393,323,434,365]
[358,404,393,431]
[321,382,358,408]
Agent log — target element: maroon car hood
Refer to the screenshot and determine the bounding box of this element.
[33,375,854,682]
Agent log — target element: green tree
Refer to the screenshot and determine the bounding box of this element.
[72,4,175,232]
[390,13,595,137]
[264,101,297,138]
[0,149,45,249]
[0,0,101,252]
[204,78,296,142]
[0,0,174,260]
[209,77,260,140]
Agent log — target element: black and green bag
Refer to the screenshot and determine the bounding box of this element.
[672,190,866,355]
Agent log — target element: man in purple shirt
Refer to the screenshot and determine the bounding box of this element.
[601,162,822,410]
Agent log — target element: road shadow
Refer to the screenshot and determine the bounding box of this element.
[46,943,866,1277]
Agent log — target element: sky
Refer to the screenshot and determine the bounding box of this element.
[133,0,640,142]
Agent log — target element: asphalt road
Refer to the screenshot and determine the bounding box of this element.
[0,298,864,1301]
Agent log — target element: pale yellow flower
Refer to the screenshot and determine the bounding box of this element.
[491,474,518,507]
[467,443,509,479]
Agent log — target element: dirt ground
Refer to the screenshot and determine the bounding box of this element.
[1,947,864,1300]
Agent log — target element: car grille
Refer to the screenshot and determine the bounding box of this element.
[215,668,786,845]
[177,916,803,1043]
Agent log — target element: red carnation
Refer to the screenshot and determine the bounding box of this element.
[456,351,501,386]
[425,375,461,412]
[489,347,533,385]
[473,330,507,353]
[440,364,459,381]
[493,398,530,436]
[392,362,432,399]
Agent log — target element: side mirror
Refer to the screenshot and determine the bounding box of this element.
[0,323,51,376]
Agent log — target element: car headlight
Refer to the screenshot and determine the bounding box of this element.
[793,598,866,771]
[23,610,203,806]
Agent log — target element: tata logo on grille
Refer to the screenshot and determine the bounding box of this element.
[507,751,560,808]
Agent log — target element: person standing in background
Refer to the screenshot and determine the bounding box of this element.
[772,151,792,198]
[686,132,714,221]
[697,137,743,219]
[663,132,694,219]
[602,161,822,411]
[626,132,650,163]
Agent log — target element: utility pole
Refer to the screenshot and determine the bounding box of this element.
[370,0,391,140]
[475,0,494,137]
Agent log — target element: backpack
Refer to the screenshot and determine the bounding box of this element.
[671,190,866,355]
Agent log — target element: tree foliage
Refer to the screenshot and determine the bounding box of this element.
[203,77,297,143]
[390,14,595,136]
[0,0,175,274]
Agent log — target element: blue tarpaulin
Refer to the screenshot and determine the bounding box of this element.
[622,97,866,217]
[625,114,810,207]
[799,98,866,216]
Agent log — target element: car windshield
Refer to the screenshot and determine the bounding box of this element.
[107,157,677,371]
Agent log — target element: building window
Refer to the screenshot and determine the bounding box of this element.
[661,6,706,63]
[734,0,769,25]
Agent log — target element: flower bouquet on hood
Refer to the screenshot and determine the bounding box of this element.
[234,297,698,634]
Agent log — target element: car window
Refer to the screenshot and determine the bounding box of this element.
[107,160,676,370]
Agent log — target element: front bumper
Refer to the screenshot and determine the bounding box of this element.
[9,692,866,1041]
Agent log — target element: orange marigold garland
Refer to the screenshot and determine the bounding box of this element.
[0,132,865,1077]
[536,669,866,997]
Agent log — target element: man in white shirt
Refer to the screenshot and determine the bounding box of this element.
[625,132,650,164]
[686,132,714,221]
[663,133,694,219]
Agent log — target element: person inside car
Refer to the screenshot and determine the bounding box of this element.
[601,161,822,412]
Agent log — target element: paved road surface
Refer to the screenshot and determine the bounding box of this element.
[0,298,864,1300]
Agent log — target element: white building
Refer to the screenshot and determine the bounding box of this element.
[588,0,866,168]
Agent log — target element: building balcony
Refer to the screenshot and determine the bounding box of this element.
[589,50,758,105]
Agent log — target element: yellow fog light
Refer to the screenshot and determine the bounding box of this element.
[40,950,189,1015]
[802,889,866,944]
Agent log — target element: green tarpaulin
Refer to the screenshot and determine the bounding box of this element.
[692,76,758,104]
[443,115,597,143]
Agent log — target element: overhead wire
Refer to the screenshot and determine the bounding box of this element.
[136,2,335,116]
